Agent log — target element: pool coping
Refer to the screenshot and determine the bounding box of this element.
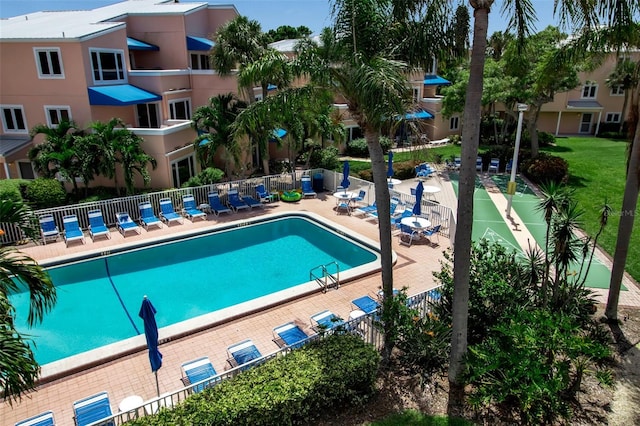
[37,211,391,382]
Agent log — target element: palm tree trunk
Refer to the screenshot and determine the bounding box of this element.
[529,106,540,158]
[449,2,491,414]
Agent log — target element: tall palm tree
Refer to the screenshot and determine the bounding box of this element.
[0,199,56,402]
[116,133,157,195]
[85,118,130,196]
[605,58,639,133]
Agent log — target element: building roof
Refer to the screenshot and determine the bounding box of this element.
[0,135,31,158]
[567,100,603,109]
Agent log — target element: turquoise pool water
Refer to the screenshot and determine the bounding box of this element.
[10,215,378,365]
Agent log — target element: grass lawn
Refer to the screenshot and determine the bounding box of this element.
[542,137,640,283]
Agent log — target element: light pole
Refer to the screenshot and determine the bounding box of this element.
[505,103,528,218]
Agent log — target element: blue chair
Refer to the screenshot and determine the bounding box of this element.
[422,224,441,246]
[115,212,141,236]
[351,295,380,314]
[353,189,366,204]
[87,209,111,241]
[273,322,310,348]
[159,198,184,225]
[227,189,250,212]
[354,201,377,217]
[73,391,114,426]
[399,223,420,247]
[227,339,263,368]
[15,410,55,426]
[138,201,163,230]
[255,184,272,203]
[476,156,483,172]
[62,214,86,247]
[391,209,414,232]
[242,194,264,209]
[38,214,59,245]
[505,159,513,173]
[368,199,399,221]
[207,192,232,216]
[181,356,217,393]
[488,158,500,173]
[301,175,317,198]
[415,163,433,178]
[182,194,207,221]
[454,157,461,170]
[311,310,344,331]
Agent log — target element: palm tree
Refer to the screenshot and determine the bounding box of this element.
[117,133,157,195]
[0,199,56,402]
[605,58,639,133]
[85,118,130,196]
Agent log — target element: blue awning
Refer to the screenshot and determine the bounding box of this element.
[268,84,277,91]
[423,75,451,86]
[187,36,214,51]
[274,128,287,138]
[88,84,162,106]
[404,110,434,120]
[127,37,159,51]
[199,139,210,146]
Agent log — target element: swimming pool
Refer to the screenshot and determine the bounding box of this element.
[9,212,380,374]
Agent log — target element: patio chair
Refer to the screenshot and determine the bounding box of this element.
[227,339,263,368]
[351,295,380,315]
[301,175,317,198]
[182,194,206,221]
[181,356,218,393]
[115,212,141,236]
[159,198,184,226]
[207,192,232,216]
[476,156,483,172]
[353,201,377,217]
[138,201,163,230]
[273,322,310,349]
[311,310,344,331]
[399,223,421,247]
[415,163,433,178]
[391,209,414,232]
[15,410,55,426]
[87,209,111,241]
[38,214,59,245]
[505,158,513,173]
[422,224,441,246]
[353,189,366,205]
[488,158,500,173]
[255,184,272,203]
[227,189,250,212]
[72,391,114,426]
[367,199,399,221]
[62,214,86,247]
[454,157,461,170]
[242,194,264,209]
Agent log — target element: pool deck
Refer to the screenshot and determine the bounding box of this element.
[4,169,640,425]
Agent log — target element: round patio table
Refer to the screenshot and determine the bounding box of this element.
[400,216,432,231]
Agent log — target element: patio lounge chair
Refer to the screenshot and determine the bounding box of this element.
[207,192,232,216]
[273,322,310,349]
[311,310,344,331]
[488,158,500,173]
[115,212,141,236]
[391,209,414,232]
[62,214,86,247]
[255,184,272,203]
[367,199,399,221]
[182,194,207,221]
[181,356,218,393]
[351,295,380,315]
[73,391,114,426]
[227,339,263,368]
[159,198,184,226]
[353,201,377,217]
[242,194,264,209]
[138,201,163,230]
[38,214,59,245]
[87,209,111,241]
[15,410,55,426]
[301,175,317,198]
[415,163,433,178]
[227,189,250,212]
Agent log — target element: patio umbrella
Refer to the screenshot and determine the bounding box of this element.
[387,151,394,179]
[139,296,162,397]
[412,181,424,217]
[341,161,350,193]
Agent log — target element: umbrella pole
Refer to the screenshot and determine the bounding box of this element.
[155,370,160,397]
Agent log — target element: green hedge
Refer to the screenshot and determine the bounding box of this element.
[24,178,67,209]
[128,334,380,426]
[0,179,29,203]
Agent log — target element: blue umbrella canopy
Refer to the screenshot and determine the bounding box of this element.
[139,297,162,373]
[341,161,350,192]
[412,181,424,216]
[387,151,394,178]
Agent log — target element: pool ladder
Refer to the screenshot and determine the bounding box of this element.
[310,261,340,293]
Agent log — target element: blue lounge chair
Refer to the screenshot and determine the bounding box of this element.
[354,201,377,217]
[182,194,207,221]
[181,356,217,393]
[391,209,414,232]
[207,192,232,216]
[38,214,59,245]
[87,209,111,241]
[159,198,184,225]
[227,189,250,212]
[73,391,114,426]
[15,410,55,426]
[115,212,141,236]
[301,175,317,198]
[138,201,163,230]
[367,199,399,221]
[273,322,310,348]
[415,163,433,178]
[227,339,263,368]
[255,184,272,203]
[62,214,86,247]
[311,310,344,331]
[242,194,263,209]
[351,295,380,314]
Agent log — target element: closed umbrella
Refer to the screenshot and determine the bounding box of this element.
[387,151,394,179]
[412,181,424,217]
[341,161,350,193]
[139,296,162,397]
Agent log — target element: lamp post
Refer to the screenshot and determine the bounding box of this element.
[505,103,528,218]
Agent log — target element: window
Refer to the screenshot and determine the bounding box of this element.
[605,112,621,123]
[610,85,624,96]
[136,103,160,128]
[44,106,71,127]
[412,87,421,103]
[90,49,126,83]
[171,155,196,188]
[169,99,191,120]
[450,116,459,131]
[18,161,35,180]
[581,83,598,99]
[34,48,64,78]
[254,93,263,102]
[190,54,210,70]
[1,106,27,133]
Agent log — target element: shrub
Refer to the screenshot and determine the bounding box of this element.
[448,134,462,145]
[346,137,392,157]
[128,334,380,426]
[357,169,373,182]
[537,131,556,147]
[183,167,225,187]
[520,153,568,185]
[0,179,28,203]
[24,178,67,209]
[309,146,340,170]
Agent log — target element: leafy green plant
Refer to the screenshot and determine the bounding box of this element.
[346,136,392,157]
[0,179,28,204]
[521,152,569,184]
[308,146,340,170]
[24,178,66,209]
[183,167,225,187]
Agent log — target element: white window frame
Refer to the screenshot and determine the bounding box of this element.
[1,105,28,133]
[581,83,598,99]
[170,154,196,188]
[610,85,624,96]
[90,48,127,84]
[605,112,621,123]
[136,103,161,128]
[412,86,421,103]
[169,98,191,120]
[190,53,210,70]
[44,105,72,128]
[450,116,460,131]
[34,47,65,79]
